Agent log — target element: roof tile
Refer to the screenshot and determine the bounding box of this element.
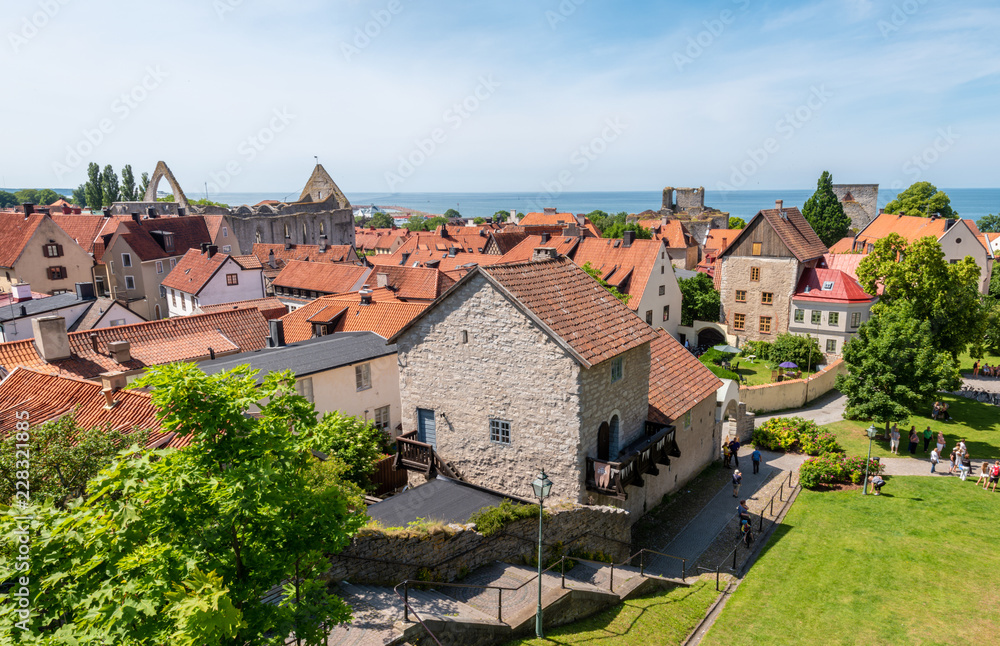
[648,329,722,424]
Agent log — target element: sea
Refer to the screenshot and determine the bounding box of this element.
[45,187,999,222]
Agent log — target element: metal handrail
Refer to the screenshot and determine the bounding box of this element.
[392,582,444,646]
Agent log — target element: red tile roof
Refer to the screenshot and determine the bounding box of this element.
[827,236,856,254]
[496,234,582,264]
[370,265,456,301]
[568,238,664,311]
[855,213,948,247]
[199,297,288,320]
[648,329,722,424]
[49,214,108,255]
[272,260,370,294]
[233,254,262,269]
[279,289,427,343]
[703,229,744,255]
[108,217,213,261]
[793,268,874,303]
[161,248,234,295]
[0,213,44,267]
[724,206,827,262]
[354,228,410,252]
[640,218,692,248]
[520,212,601,237]
[251,243,359,267]
[369,236,503,273]
[0,308,270,379]
[203,215,227,241]
[476,257,659,367]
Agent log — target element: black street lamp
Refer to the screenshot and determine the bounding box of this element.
[531,469,553,638]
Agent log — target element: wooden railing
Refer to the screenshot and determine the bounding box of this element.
[371,454,408,496]
[586,423,677,500]
[393,431,434,473]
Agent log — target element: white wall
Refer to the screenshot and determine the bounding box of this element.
[939,222,992,294]
[167,257,264,317]
[636,240,682,339]
[787,299,874,357]
[304,353,401,436]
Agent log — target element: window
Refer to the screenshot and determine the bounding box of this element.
[761,292,773,305]
[759,316,772,334]
[226,273,239,286]
[821,281,834,291]
[658,285,665,296]
[295,377,314,403]
[851,312,862,328]
[95,275,106,295]
[355,363,372,391]
[169,258,177,268]
[811,310,822,325]
[733,313,746,331]
[50,289,68,295]
[751,242,762,256]
[826,339,837,353]
[159,285,166,298]
[222,227,228,238]
[46,266,67,280]
[733,289,746,303]
[489,418,511,445]
[222,245,231,253]
[109,318,125,326]
[660,265,664,274]
[43,243,62,258]
[828,312,839,326]
[663,305,669,321]
[162,232,175,253]
[155,261,163,274]
[684,410,692,428]
[610,357,623,383]
[284,224,290,239]
[461,330,468,344]
[646,310,653,325]
[750,267,760,281]
[374,405,391,431]
[122,253,132,268]
[124,275,135,290]
[794,309,804,323]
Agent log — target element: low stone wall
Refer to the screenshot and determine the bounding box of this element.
[739,360,846,414]
[328,504,631,585]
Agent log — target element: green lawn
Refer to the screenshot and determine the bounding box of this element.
[702,478,1000,645]
[959,350,1000,374]
[706,357,816,386]
[505,579,718,646]
[820,394,1000,461]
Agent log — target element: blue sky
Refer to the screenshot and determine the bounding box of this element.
[3,0,998,194]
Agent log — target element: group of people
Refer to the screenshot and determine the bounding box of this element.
[930,401,952,421]
[737,499,754,546]
[888,424,940,455]
[975,460,1000,491]
[971,361,1000,377]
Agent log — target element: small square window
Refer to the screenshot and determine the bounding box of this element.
[109,318,125,327]
[811,310,822,325]
[750,267,760,281]
[733,313,745,331]
[851,312,862,328]
[821,281,835,291]
[122,253,132,267]
[610,357,623,383]
[794,309,804,323]
[226,273,239,286]
[828,312,839,326]
[735,290,746,303]
[826,339,837,353]
[658,285,665,296]
[222,227,228,238]
[222,245,232,253]
[355,363,372,391]
[490,418,511,445]
[759,316,772,334]
[374,405,391,431]
[761,292,773,305]
[124,275,136,290]
[751,242,762,256]
[156,261,164,274]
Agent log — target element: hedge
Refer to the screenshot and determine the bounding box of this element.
[752,417,842,455]
[799,453,885,489]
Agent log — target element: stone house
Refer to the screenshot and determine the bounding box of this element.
[716,201,828,343]
[0,210,96,296]
[161,246,266,317]
[389,252,705,518]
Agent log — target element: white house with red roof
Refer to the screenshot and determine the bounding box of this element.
[161,245,265,317]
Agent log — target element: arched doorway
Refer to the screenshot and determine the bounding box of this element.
[597,422,610,460]
[697,327,726,349]
[154,304,161,319]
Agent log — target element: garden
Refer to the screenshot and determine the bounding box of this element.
[698,334,821,386]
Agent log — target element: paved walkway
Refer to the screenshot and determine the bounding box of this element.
[961,375,1000,393]
[753,389,847,426]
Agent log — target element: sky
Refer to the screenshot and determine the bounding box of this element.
[3,0,998,196]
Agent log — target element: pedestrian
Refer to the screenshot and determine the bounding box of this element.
[936,432,945,455]
[890,425,901,455]
[723,443,732,469]
[930,447,939,474]
[959,452,972,481]
[737,499,750,523]
[908,427,918,455]
[732,469,742,497]
[989,461,1000,492]
[730,438,741,468]
[922,426,933,453]
[958,439,967,456]
[942,403,951,421]
[751,448,762,474]
[948,449,958,475]
[973,360,980,376]
[741,521,753,547]
[870,474,886,495]
[975,461,991,486]
[931,402,940,420]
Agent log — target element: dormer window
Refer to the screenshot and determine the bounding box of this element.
[821,281,834,291]
[162,232,175,253]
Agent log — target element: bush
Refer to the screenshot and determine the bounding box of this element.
[699,348,738,380]
[753,417,842,455]
[469,500,543,537]
[799,453,884,489]
[771,333,823,369]
[740,340,772,361]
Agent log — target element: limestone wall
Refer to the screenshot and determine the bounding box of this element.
[328,504,631,585]
[832,184,878,231]
[718,256,800,342]
[738,359,846,414]
[230,208,354,257]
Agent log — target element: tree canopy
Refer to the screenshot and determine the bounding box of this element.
[473,217,486,225]
[368,211,394,228]
[402,215,427,231]
[728,216,746,230]
[976,213,1000,233]
[84,162,104,210]
[883,181,956,218]
[677,272,720,326]
[443,208,461,219]
[6,188,64,206]
[491,209,509,222]
[770,332,822,370]
[0,190,18,208]
[121,164,138,201]
[801,171,851,247]
[602,221,652,240]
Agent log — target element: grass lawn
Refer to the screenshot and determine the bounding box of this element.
[958,350,1000,374]
[819,394,1000,461]
[702,478,1000,645]
[705,357,816,386]
[505,579,718,646]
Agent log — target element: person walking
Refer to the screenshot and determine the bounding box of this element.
[751,448,762,474]
[948,449,958,475]
[922,426,933,453]
[730,438,741,468]
[989,462,1000,492]
[732,469,742,497]
[975,461,991,486]
[890,425,901,455]
[930,447,939,474]
[908,427,918,455]
[723,443,732,469]
[936,432,946,456]
[959,452,972,480]
[973,360,980,376]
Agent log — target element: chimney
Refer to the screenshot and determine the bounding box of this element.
[376,272,389,288]
[284,241,292,250]
[100,387,119,409]
[22,203,35,216]
[775,199,783,211]
[19,305,26,317]
[319,239,327,252]
[107,340,132,364]
[31,316,71,362]
[89,332,99,353]
[200,242,210,253]
[510,209,516,223]
[99,371,128,394]
[360,287,373,305]
[75,282,95,300]
[131,212,141,223]
[11,284,32,302]
[424,259,440,269]
[543,206,557,215]
[177,207,186,217]
[268,249,277,269]
[540,232,551,244]
[146,207,157,218]
[562,223,580,237]
[532,247,558,262]
[206,245,218,259]
[623,230,636,248]
[268,319,286,348]
[102,208,112,217]
[208,347,216,360]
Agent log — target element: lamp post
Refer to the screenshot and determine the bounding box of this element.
[531,469,553,638]
[863,424,877,495]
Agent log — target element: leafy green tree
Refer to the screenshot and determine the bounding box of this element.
[13,188,64,206]
[473,217,486,225]
[0,414,146,509]
[101,164,121,204]
[139,171,150,198]
[990,270,1000,300]
[677,273,720,325]
[983,297,1000,353]
[728,216,746,229]
[121,164,137,201]
[836,305,961,431]
[491,209,509,222]
[581,261,630,304]
[770,332,822,370]
[0,190,18,208]
[602,221,652,240]
[856,233,986,357]
[84,162,103,210]
[976,213,1000,233]
[305,412,387,490]
[0,364,365,645]
[801,171,851,247]
[884,181,956,218]
[425,216,449,230]
[188,198,230,208]
[403,215,427,231]
[443,208,461,219]
[71,184,86,206]
[369,211,394,228]
[588,210,628,236]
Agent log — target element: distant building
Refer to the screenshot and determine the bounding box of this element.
[0,209,96,297]
[161,246,266,317]
[831,184,878,231]
[659,186,729,247]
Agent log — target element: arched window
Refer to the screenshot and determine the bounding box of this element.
[319,221,325,236]
[597,422,610,461]
[303,223,308,240]
[255,229,262,244]
[609,415,620,457]
[154,304,161,319]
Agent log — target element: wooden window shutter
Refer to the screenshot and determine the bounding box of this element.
[56,244,64,257]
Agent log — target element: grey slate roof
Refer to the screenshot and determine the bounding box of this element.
[674,268,700,280]
[366,476,527,527]
[197,330,396,380]
[0,292,95,323]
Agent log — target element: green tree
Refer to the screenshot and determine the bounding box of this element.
[581,261,630,304]
[403,215,427,231]
[305,412,387,490]
[0,364,365,645]
[443,208,461,219]
[101,164,121,204]
[473,217,486,225]
[71,184,87,206]
[770,332,822,370]
[602,221,652,240]
[855,233,986,357]
[801,171,851,247]
[121,164,137,201]
[728,216,746,229]
[0,190,17,208]
[983,298,1000,353]
[139,171,150,198]
[884,181,956,218]
[188,198,230,208]
[677,273,720,325]
[976,213,1000,233]
[84,162,103,210]
[836,305,961,432]
[491,209,509,222]
[990,270,1000,300]
[13,188,63,206]
[369,211,394,228]
[425,216,449,230]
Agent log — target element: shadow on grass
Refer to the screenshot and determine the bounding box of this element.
[750,523,794,564]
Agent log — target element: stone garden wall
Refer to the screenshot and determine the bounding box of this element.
[739,359,846,414]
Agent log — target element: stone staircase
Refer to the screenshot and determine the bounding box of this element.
[315,559,688,646]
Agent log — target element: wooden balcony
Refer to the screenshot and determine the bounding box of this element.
[393,431,434,473]
[586,422,677,500]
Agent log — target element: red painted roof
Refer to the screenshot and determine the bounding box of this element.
[793,268,874,303]
[648,329,722,424]
[272,260,370,294]
[280,289,427,343]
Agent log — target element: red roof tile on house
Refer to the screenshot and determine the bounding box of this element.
[272,260,370,294]
[280,289,427,343]
[199,297,288,320]
[703,229,744,255]
[520,212,601,237]
[368,236,503,273]
[826,236,856,254]
[639,218,691,248]
[369,265,456,301]
[0,213,44,267]
[251,243,359,267]
[49,214,108,255]
[648,329,722,424]
[496,234,581,264]
[233,254,262,269]
[108,217,213,262]
[161,248,233,295]
[568,238,664,311]
[759,206,828,261]
[793,268,874,303]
